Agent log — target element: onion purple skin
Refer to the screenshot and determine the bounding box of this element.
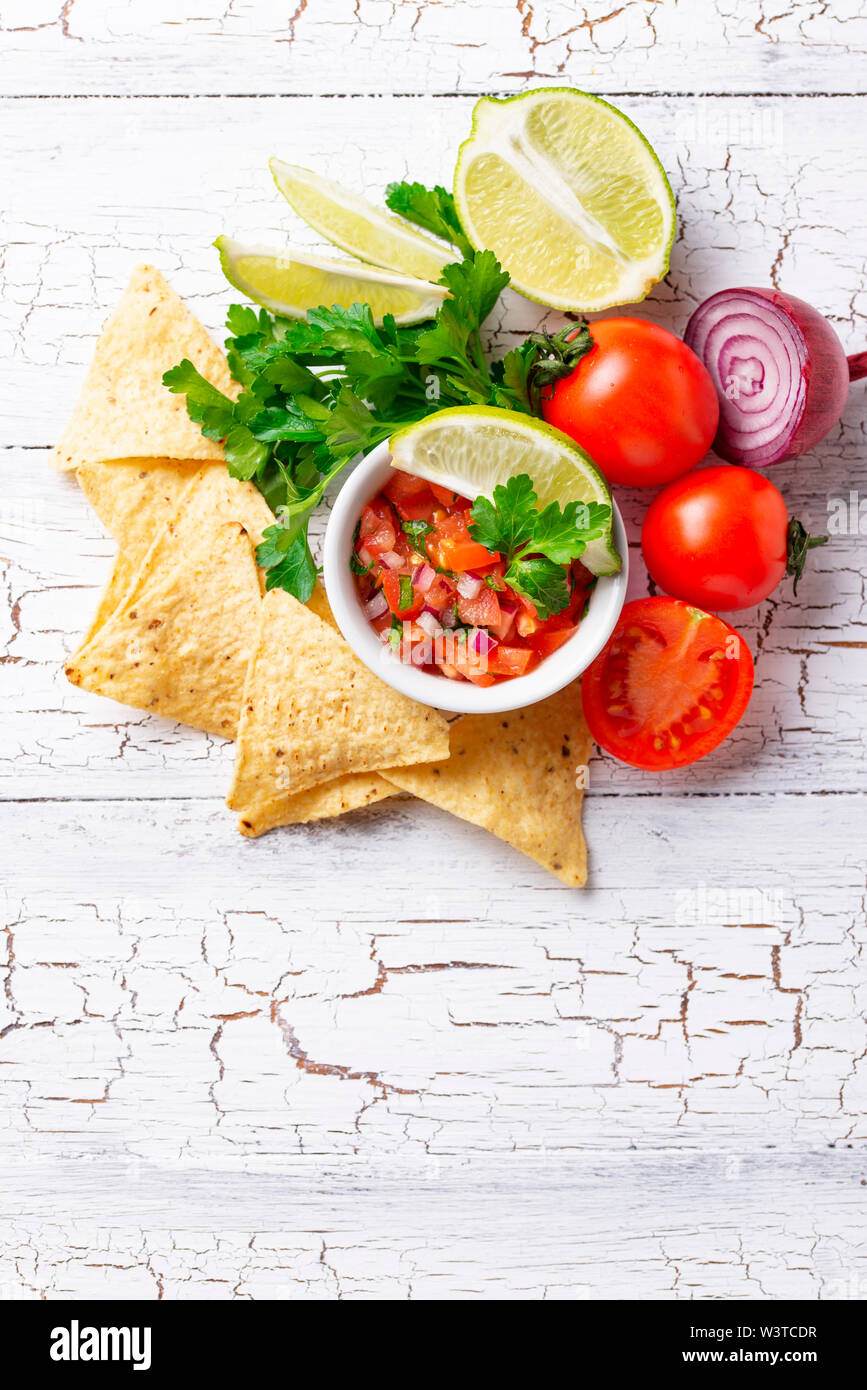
[684,287,851,467]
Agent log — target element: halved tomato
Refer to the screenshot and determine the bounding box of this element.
[581,597,754,770]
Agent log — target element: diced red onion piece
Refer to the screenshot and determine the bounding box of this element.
[469,628,498,656]
[357,546,374,568]
[379,549,403,570]
[440,602,457,629]
[457,573,482,600]
[417,609,443,639]
[363,591,388,620]
[412,562,436,593]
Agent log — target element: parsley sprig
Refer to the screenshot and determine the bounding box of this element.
[468,475,610,618]
[163,182,596,602]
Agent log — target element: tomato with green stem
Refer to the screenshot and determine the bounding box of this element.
[641,464,826,611]
[541,318,719,487]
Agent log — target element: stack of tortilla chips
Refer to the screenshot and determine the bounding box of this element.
[56,266,592,886]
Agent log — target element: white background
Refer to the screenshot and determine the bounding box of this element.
[1,1,866,1299]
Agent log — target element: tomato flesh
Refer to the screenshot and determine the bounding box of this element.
[581,597,754,769]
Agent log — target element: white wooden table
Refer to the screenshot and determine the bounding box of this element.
[2,1,866,1300]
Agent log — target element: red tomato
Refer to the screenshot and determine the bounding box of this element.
[430,483,470,508]
[384,472,439,522]
[523,625,577,657]
[581,597,754,770]
[381,570,424,619]
[358,499,398,557]
[457,586,502,628]
[426,512,500,572]
[487,645,536,677]
[542,318,719,486]
[641,465,790,611]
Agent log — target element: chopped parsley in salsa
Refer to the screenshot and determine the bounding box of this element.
[352,468,598,686]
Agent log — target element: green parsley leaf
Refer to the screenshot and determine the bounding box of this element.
[384,180,474,259]
[505,556,571,620]
[468,474,537,556]
[258,529,317,600]
[401,519,434,545]
[440,250,510,326]
[530,499,611,565]
[223,424,269,480]
[398,574,414,610]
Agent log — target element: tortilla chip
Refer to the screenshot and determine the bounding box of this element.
[237,774,397,837]
[381,682,593,887]
[76,459,205,642]
[54,265,237,471]
[77,460,275,646]
[65,518,261,738]
[228,581,396,832]
[227,588,450,809]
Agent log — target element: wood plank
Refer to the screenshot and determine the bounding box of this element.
[1,0,865,97]
[3,1154,866,1298]
[2,793,864,1163]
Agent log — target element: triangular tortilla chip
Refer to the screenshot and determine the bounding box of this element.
[65,517,261,738]
[76,458,205,642]
[77,460,275,645]
[229,580,396,833]
[237,774,397,837]
[54,265,237,471]
[381,682,593,886]
[227,588,450,807]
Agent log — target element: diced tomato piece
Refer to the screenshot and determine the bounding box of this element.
[490,607,516,642]
[524,625,578,657]
[423,575,456,612]
[426,511,500,572]
[487,645,536,678]
[429,482,470,508]
[381,570,424,619]
[457,586,502,628]
[395,493,438,523]
[516,608,542,637]
[384,470,430,506]
[384,473,439,523]
[359,499,398,558]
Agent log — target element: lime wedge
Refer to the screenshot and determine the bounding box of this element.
[215,236,448,325]
[270,159,454,284]
[454,88,675,313]
[389,406,621,576]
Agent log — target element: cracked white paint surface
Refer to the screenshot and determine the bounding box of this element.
[1,8,867,1300]
[0,0,866,95]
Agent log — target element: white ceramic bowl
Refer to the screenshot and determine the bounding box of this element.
[323,440,629,714]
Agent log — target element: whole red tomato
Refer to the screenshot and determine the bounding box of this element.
[542,318,719,486]
[641,465,792,611]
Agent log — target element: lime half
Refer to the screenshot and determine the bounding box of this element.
[454,88,675,312]
[389,406,621,576]
[270,159,453,283]
[215,236,448,325]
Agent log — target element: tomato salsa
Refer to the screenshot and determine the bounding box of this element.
[351,468,595,686]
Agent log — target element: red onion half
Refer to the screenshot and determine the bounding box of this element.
[684,288,864,467]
